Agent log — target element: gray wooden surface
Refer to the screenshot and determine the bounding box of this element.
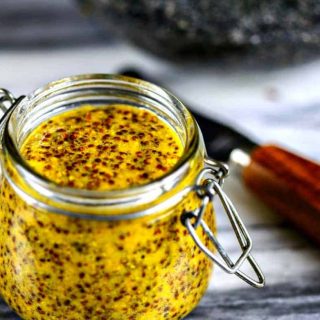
[0,1,320,319]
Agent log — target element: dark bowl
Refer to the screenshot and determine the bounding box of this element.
[78,0,320,63]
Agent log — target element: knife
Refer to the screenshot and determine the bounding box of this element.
[119,68,320,246]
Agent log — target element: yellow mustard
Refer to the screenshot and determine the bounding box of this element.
[0,104,215,320]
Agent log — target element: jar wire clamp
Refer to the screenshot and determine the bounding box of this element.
[0,89,16,113]
[181,158,265,288]
[0,89,25,133]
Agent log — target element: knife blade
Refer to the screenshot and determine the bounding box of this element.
[119,68,320,246]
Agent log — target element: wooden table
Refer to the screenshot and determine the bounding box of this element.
[0,1,319,319]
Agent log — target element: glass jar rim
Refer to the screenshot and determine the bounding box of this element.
[2,74,201,218]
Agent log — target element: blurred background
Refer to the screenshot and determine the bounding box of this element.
[0,1,319,319]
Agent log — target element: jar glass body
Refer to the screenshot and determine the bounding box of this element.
[0,75,216,320]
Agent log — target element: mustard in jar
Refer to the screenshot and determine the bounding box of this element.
[0,75,264,320]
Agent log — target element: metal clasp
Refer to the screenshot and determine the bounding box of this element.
[182,158,265,288]
[0,89,25,129]
[0,89,16,113]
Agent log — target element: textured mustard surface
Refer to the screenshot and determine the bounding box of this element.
[0,104,215,320]
[21,105,183,190]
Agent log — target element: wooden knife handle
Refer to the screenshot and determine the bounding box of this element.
[243,145,320,245]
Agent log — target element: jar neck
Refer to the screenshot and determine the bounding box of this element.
[1,74,204,219]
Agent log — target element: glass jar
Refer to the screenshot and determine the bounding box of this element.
[0,75,264,320]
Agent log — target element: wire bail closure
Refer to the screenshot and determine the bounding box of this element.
[182,158,265,288]
[0,89,25,133]
[0,89,16,113]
